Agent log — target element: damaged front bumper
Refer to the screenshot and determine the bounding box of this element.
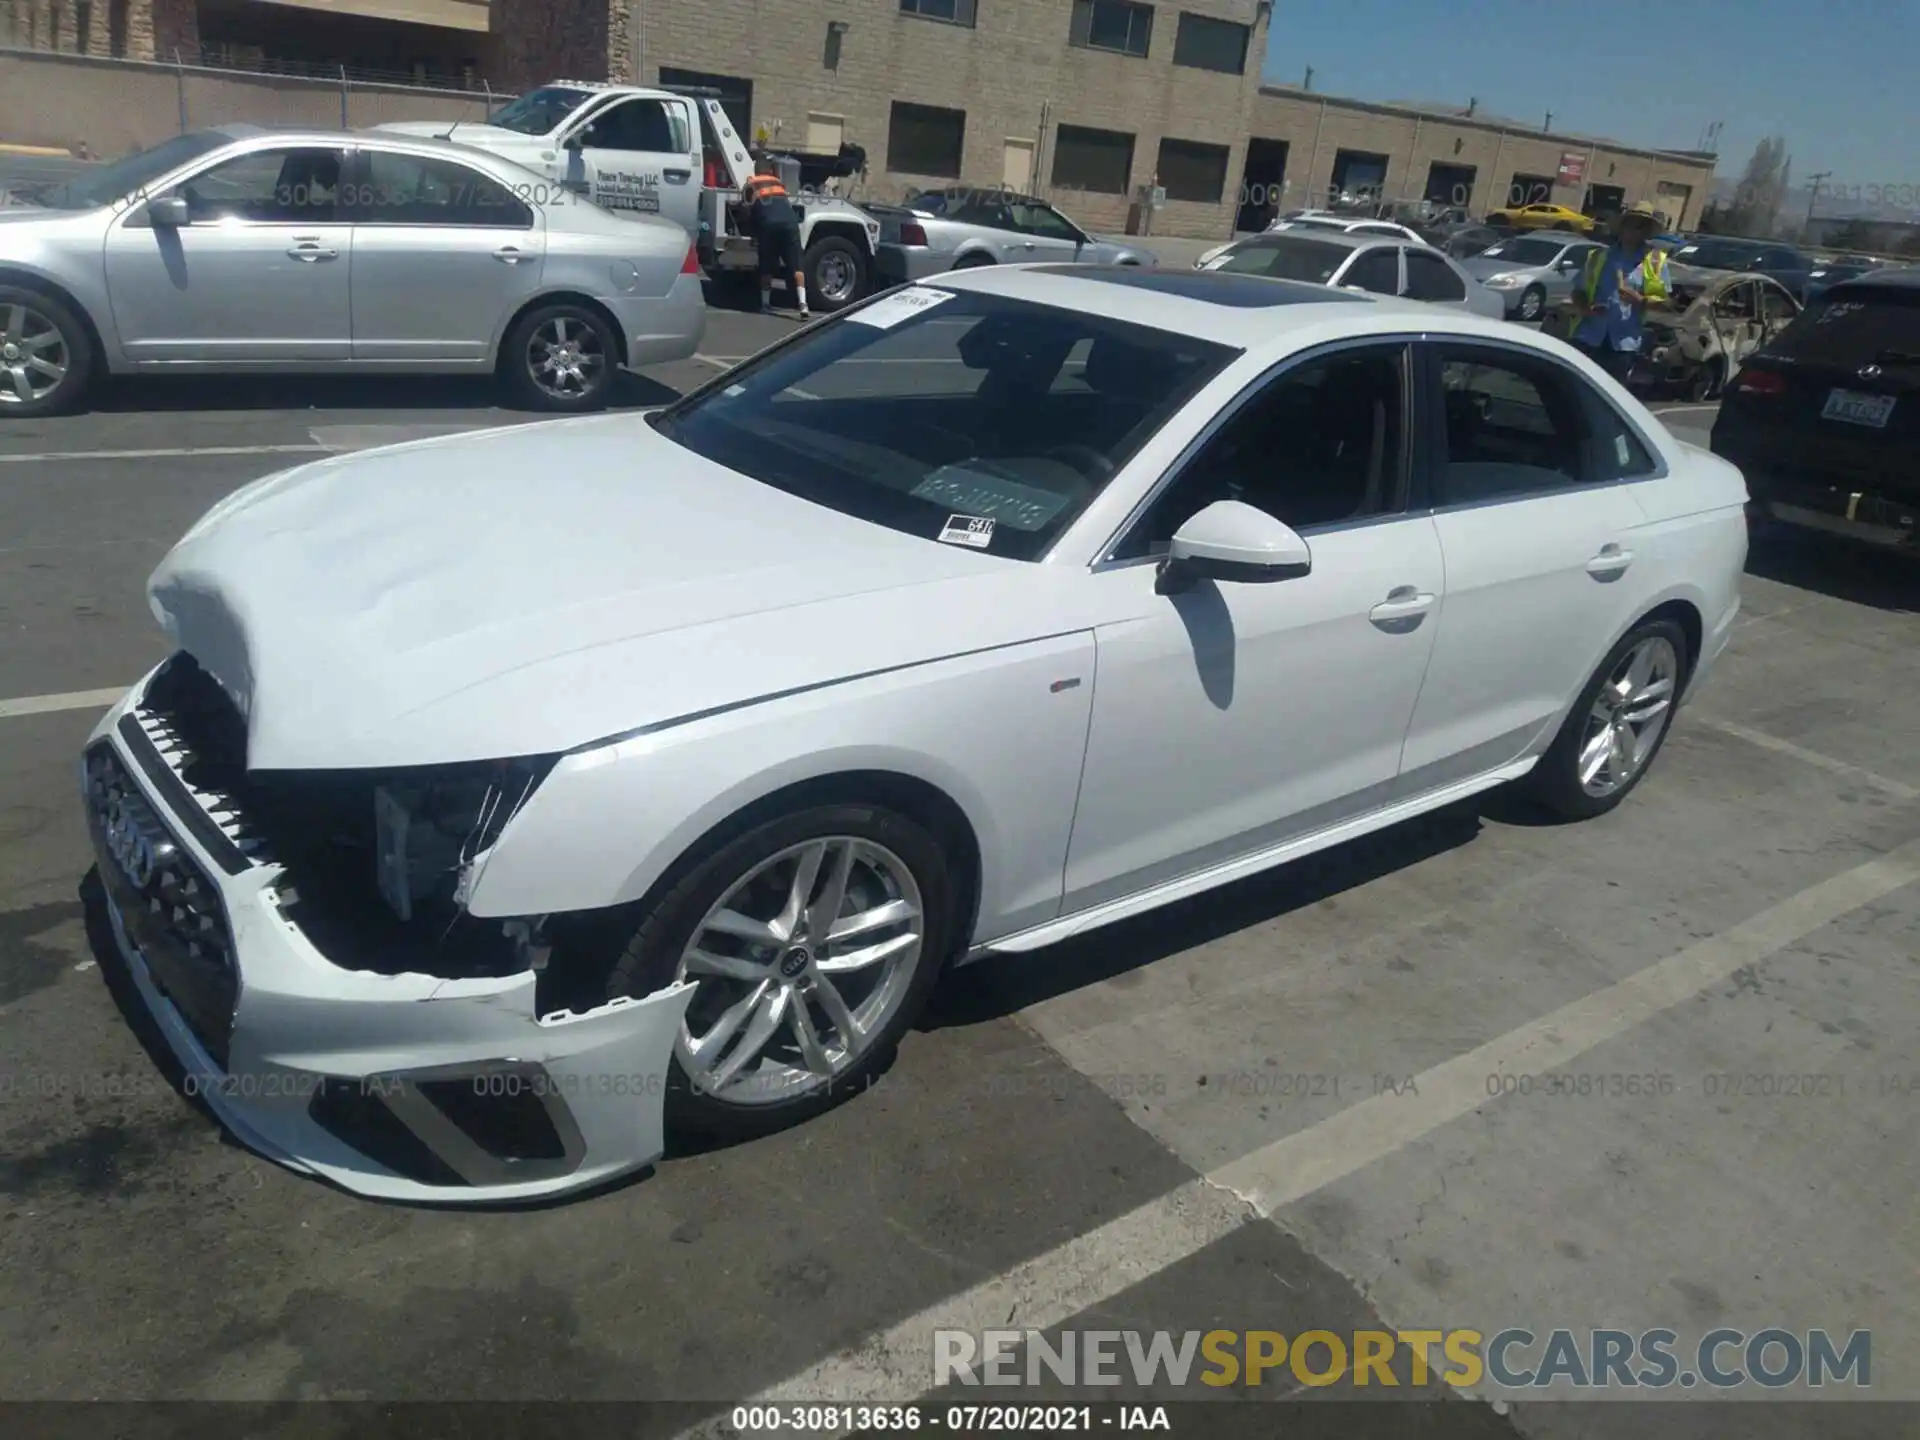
[81,663,693,1204]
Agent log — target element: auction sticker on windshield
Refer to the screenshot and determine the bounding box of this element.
[938,514,996,549]
[848,287,956,329]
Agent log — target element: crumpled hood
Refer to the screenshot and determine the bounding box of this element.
[147,413,1063,771]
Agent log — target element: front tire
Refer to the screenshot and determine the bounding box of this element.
[1526,619,1689,820]
[802,235,867,313]
[500,301,619,412]
[605,802,957,1143]
[0,285,93,418]
[1517,285,1546,323]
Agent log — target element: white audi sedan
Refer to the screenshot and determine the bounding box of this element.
[83,264,1747,1202]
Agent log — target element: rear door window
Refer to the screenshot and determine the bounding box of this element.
[1343,248,1401,295]
[1405,249,1466,301]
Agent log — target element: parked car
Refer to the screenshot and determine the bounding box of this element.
[0,124,703,417]
[1460,232,1606,322]
[1635,271,1801,400]
[1664,236,1815,301]
[83,264,1746,1201]
[1201,231,1503,318]
[1803,256,1882,303]
[1485,202,1597,234]
[1193,214,1433,269]
[379,81,885,311]
[1711,267,1920,553]
[1431,222,1509,259]
[868,189,1154,283]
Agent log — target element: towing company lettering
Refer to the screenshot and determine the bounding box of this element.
[596,170,662,213]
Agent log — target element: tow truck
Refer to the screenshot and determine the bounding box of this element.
[377,80,882,311]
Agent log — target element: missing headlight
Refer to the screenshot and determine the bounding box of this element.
[373,760,549,922]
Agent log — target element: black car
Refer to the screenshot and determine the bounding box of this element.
[1665,236,1816,300]
[1804,258,1881,304]
[1711,268,1920,553]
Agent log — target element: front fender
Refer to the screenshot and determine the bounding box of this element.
[466,631,1098,944]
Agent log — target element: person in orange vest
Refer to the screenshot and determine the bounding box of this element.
[1564,201,1670,382]
[740,157,808,318]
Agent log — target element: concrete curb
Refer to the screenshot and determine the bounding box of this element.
[0,142,77,157]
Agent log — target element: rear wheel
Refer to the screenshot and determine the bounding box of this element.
[952,253,995,270]
[1526,619,1689,820]
[500,302,619,412]
[802,235,867,313]
[1687,357,1724,403]
[0,286,93,418]
[605,802,956,1143]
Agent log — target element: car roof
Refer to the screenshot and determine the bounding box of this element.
[1254,229,1400,252]
[922,264,1521,354]
[1826,266,1920,293]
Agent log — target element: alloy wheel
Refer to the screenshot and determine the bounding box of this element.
[1577,635,1678,798]
[674,836,925,1106]
[0,303,69,406]
[526,316,606,401]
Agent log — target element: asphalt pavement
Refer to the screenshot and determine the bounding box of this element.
[2,294,1918,1440]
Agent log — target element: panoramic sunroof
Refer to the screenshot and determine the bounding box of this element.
[1026,265,1369,307]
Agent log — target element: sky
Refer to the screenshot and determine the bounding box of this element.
[1261,0,1916,200]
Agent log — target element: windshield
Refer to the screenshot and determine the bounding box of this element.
[1764,288,1920,369]
[1671,240,1763,271]
[486,86,594,136]
[649,289,1238,561]
[1480,236,1564,266]
[21,131,229,210]
[1213,237,1350,285]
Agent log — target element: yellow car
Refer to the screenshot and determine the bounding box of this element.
[1488,202,1597,234]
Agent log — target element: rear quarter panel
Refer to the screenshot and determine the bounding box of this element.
[1623,443,1749,696]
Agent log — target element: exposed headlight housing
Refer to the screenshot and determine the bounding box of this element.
[372,757,555,922]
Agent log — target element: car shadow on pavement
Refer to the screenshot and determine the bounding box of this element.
[1744,522,1918,613]
[84,369,679,415]
[921,800,1486,1030]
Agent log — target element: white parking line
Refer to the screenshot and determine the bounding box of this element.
[1696,716,1920,801]
[0,443,331,465]
[0,686,126,720]
[680,836,1920,1430]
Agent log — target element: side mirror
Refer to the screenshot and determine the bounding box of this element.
[147,194,189,227]
[1156,501,1311,595]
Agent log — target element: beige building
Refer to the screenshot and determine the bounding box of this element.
[1,0,1716,236]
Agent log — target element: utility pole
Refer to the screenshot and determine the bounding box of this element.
[1805,170,1831,239]
[1303,65,1313,91]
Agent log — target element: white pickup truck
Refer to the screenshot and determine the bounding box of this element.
[378,81,883,311]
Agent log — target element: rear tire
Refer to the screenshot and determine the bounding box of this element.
[802,235,867,313]
[1525,618,1690,821]
[952,253,995,270]
[0,285,94,418]
[606,801,957,1144]
[1687,358,1724,403]
[499,301,620,413]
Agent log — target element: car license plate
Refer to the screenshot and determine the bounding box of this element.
[1821,388,1895,428]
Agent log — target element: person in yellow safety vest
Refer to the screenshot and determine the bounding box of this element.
[1565,201,1669,383]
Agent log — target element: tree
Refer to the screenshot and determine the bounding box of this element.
[1722,137,1791,237]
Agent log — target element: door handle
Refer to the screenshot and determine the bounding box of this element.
[493,246,526,264]
[664,168,691,182]
[1369,586,1436,628]
[286,240,337,262]
[1586,543,1635,577]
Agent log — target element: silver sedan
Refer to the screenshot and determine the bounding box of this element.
[1458,232,1605,322]
[0,123,705,416]
[870,189,1157,284]
[1201,231,1504,318]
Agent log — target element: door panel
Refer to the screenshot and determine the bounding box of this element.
[1064,341,1443,911]
[569,95,700,235]
[347,150,546,363]
[1398,343,1651,791]
[102,146,351,363]
[1008,201,1085,262]
[1003,139,1036,191]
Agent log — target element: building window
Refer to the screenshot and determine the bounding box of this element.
[899,0,977,23]
[1052,123,1135,194]
[1157,138,1230,203]
[888,102,966,178]
[1171,12,1247,73]
[1070,0,1153,58]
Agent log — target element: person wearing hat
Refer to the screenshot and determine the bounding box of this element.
[1564,201,1670,382]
